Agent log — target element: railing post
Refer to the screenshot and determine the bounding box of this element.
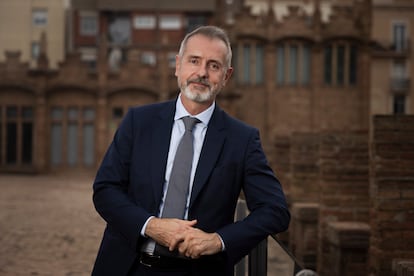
[235,200,247,276]
[248,239,268,276]
[235,199,269,276]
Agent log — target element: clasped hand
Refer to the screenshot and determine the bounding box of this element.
[145,218,222,259]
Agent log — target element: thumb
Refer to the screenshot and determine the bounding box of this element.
[187,219,198,227]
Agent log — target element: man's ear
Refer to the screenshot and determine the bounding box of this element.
[175,55,180,77]
[224,67,233,82]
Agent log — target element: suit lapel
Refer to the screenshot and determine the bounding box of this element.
[150,101,175,207]
[190,105,227,208]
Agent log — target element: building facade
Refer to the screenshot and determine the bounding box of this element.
[371,0,413,115]
[1,0,409,174]
[0,0,66,69]
[68,0,246,71]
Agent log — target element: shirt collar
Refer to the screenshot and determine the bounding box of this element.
[174,93,215,126]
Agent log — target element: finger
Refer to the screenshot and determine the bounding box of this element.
[189,248,201,259]
[184,219,197,227]
[180,233,195,257]
[169,234,184,251]
[178,240,188,255]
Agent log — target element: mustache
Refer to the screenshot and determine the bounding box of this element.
[187,77,211,88]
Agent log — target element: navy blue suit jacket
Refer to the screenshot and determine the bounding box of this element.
[92,99,290,275]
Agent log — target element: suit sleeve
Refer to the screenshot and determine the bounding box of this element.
[216,128,290,264]
[92,109,150,252]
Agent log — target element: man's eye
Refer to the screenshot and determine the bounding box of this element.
[190,58,198,65]
[209,63,220,71]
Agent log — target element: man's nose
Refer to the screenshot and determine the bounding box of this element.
[197,63,208,78]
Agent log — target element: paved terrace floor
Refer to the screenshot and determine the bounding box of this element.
[0,173,293,276]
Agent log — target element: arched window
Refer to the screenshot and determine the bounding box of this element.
[276,41,311,86]
[0,105,34,166]
[50,106,96,167]
[235,40,265,85]
[323,41,358,86]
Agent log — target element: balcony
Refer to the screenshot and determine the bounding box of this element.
[390,77,411,94]
[371,39,411,58]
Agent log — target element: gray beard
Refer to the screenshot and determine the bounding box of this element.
[182,85,216,103]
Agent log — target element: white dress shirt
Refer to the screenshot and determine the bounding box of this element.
[159,96,214,219]
[140,95,215,252]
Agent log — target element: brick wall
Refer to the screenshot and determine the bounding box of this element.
[273,135,291,196]
[287,133,320,270]
[290,132,320,203]
[317,131,370,275]
[369,115,414,275]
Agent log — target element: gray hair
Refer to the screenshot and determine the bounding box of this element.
[178,25,232,69]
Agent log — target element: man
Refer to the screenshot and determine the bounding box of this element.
[92,25,290,276]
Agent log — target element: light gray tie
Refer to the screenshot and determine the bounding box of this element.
[155,116,199,256]
[161,116,199,219]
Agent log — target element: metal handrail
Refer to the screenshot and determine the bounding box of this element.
[247,235,318,276]
[270,234,304,275]
[390,77,410,93]
[235,199,317,276]
[372,39,411,53]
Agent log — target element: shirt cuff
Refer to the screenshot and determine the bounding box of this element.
[141,216,155,237]
[217,233,226,251]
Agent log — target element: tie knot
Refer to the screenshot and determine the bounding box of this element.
[182,116,199,132]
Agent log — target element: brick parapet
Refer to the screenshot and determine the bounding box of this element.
[290,133,320,203]
[317,131,370,275]
[318,131,370,222]
[392,259,414,276]
[273,135,292,195]
[324,222,370,276]
[370,115,414,276]
[289,202,319,271]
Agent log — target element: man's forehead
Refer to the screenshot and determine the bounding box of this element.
[183,35,227,59]
[186,34,226,47]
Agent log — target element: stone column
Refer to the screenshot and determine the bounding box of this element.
[34,93,47,172]
[290,202,319,270]
[325,222,370,276]
[95,96,107,168]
